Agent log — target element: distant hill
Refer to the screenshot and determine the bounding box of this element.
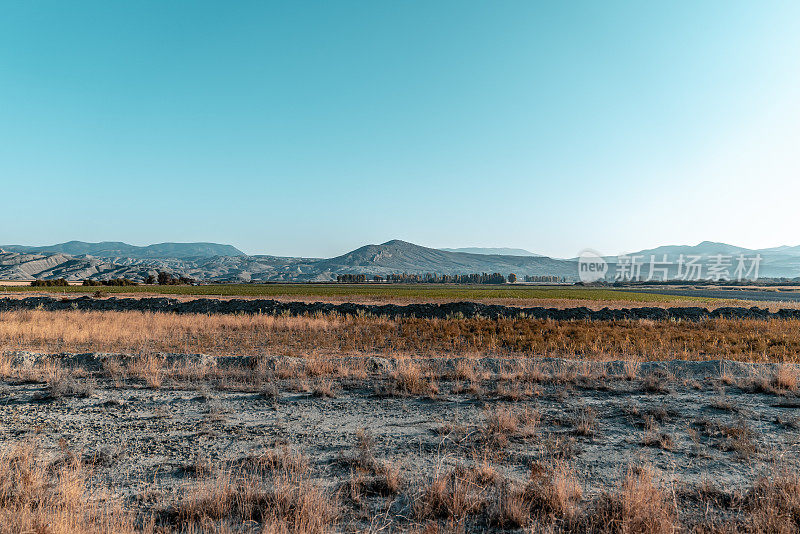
[3,238,800,282]
[610,241,751,260]
[312,240,573,278]
[597,241,800,280]
[1,241,245,259]
[440,247,542,257]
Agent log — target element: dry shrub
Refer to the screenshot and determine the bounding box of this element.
[275,360,301,380]
[311,379,336,398]
[553,360,579,384]
[177,448,338,533]
[348,463,402,501]
[574,405,597,437]
[102,358,126,386]
[415,467,487,521]
[750,365,800,395]
[451,379,484,398]
[0,352,11,378]
[305,358,338,378]
[0,442,136,533]
[719,362,737,386]
[468,453,499,487]
[128,353,163,388]
[340,360,368,380]
[387,360,437,396]
[591,464,679,534]
[494,381,528,401]
[489,481,529,528]
[638,417,675,451]
[418,459,582,530]
[746,468,800,533]
[710,393,739,412]
[289,379,311,393]
[489,460,582,528]
[377,463,402,495]
[717,420,757,459]
[773,364,799,392]
[454,359,478,382]
[642,369,672,394]
[639,431,675,451]
[482,405,541,449]
[522,360,546,383]
[44,370,95,399]
[623,359,640,381]
[484,406,519,437]
[342,430,402,499]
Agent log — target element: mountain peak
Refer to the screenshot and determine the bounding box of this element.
[380,239,415,247]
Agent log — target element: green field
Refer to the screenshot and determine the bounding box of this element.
[0,282,718,303]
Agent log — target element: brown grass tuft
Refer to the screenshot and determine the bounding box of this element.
[0,442,137,533]
[773,364,799,391]
[177,448,338,533]
[746,467,800,533]
[128,353,163,388]
[591,464,679,534]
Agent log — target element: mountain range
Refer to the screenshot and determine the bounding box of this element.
[1,241,244,259]
[1,239,799,282]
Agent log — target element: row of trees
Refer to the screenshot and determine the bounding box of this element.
[146,272,196,285]
[524,275,565,282]
[30,278,70,287]
[338,272,510,284]
[31,272,195,286]
[336,274,368,283]
[337,273,564,284]
[83,278,138,286]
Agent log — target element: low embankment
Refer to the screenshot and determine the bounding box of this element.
[2,295,800,320]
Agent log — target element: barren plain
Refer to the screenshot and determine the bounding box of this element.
[0,296,799,533]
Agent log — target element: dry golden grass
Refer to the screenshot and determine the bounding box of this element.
[4,309,800,362]
[128,354,163,389]
[746,468,800,533]
[176,448,338,533]
[384,360,438,396]
[0,443,138,534]
[484,406,520,437]
[416,458,584,530]
[344,430,403,501]
[773,364,799,391]
[591,464,679,534]
[416,466,488,522]
[523,461,583,523]
[2,438,799,533]
[573,405,598,437]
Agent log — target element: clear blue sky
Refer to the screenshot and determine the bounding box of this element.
[2,1,799,258]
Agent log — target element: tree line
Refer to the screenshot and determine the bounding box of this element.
[524,275,565,282]
[337,272,509,284]
[30,271,195,287]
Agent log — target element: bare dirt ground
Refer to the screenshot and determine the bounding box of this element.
[1,352,799,532]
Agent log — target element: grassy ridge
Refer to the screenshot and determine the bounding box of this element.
[0,282,713,303]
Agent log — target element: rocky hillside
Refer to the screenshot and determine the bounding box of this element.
[1,241,244,259]
[313,240,572,278]
[0,240,574,282]
[4,239,800,282]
